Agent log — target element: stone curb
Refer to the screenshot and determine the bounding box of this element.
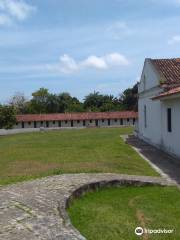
[58,175,175,240]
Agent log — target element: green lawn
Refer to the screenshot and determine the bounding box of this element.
[0,127,158,185]
[68,186,180,240]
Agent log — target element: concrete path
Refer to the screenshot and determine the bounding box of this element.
[0,173,173,240]
[126,135,180,185]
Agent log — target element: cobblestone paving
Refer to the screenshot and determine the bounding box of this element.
[0,174,174,240]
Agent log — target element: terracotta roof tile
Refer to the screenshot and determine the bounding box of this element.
[16,111,138,122]
[151,58,180,86]
[152,86,180,100]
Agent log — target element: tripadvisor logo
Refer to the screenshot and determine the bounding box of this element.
[135,227,144,236]
[135,226,174,236]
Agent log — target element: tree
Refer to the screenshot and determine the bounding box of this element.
[30,88,49,113]
[84,92,123,112]
[84,92,102,111]
[66,102,84,112]
[120,83,138,111]
[46,94,60,113]
[0,105,16,129]
[57,93,82,113]
[8,92,28,114]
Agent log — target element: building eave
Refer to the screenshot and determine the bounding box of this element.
[152,87,180,101]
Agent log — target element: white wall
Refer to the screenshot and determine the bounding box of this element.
[138,88,163,145]
[139,59,162,93]
[161,98,180,157]
[13,118,136,129]
[85,120,96,127]
[14,122,22,129]
[138,59,164,146]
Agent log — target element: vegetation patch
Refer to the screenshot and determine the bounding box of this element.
[68,186,180,240]
[0,127,158,185]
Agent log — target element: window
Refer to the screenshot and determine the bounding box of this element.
[53,121,55,124]
[65,120,67,124]
[133,118,135,125]
[144,105,147,128]
[83,120,85,126]
[167,108,172,132]
[120,119,123,125]
[41,121,43,125]
[127,118,129,122]
[102,119,104,123]
[90,119,92,123]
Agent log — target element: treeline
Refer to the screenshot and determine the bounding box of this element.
[8,83,138,114]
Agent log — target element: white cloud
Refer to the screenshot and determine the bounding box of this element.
[0,0,35,26]
[0,14,12,25]
[105,53,129,66]
[57,54,79,73]
[47,53,130,74]
[81,56,107,69]
[106,21,133,40]
[168,35,180,45]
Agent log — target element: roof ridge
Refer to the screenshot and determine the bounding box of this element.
[150,57,180,61]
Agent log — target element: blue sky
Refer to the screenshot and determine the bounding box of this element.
[1,0,180,102]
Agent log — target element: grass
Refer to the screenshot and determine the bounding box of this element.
[68,186,180,240]
[0,127,158,185]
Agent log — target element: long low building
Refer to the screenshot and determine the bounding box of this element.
[14,111,138,129]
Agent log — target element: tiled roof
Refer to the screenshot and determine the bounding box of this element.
[151,58,180,86]
[152,86,180,100]
[16,111,138,122]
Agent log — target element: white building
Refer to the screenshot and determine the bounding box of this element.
[138,58,180,158]
[14,111,138,129]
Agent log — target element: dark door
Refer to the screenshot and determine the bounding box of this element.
[34,121,37,128]
[58,121,61,127]
[22,122,24,128]
[46,121,49,128]
[71,120,73,127]
[95,120,98,127]
[108,119,110,126]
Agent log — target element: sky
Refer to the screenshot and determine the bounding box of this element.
[1,0,180,102]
